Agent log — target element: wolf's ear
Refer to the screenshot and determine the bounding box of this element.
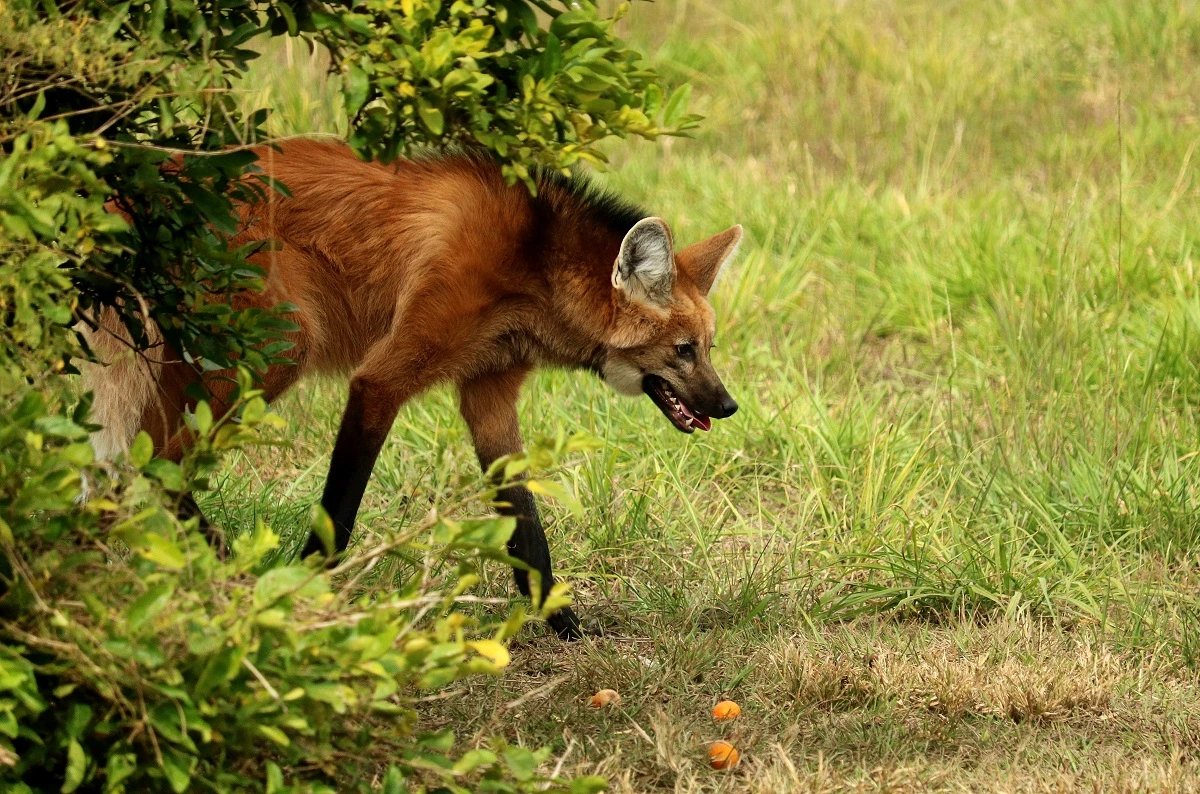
[676,224,743,296]
[613,217,675,307]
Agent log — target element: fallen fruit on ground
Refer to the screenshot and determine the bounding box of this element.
[712,699,741,721]
[590,688,621,708]
[708,741,740,769]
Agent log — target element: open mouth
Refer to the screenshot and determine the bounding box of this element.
[643,375,712,434]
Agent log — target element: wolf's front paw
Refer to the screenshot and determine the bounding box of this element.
[547,605,584,640]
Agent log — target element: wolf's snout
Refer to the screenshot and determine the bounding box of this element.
[713,393,738,419]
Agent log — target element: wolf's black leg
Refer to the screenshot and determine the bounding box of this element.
[495,482,583,639]
[457,367,583,640]
[301,378,398,559]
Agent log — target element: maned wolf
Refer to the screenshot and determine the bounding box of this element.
[81,139,742,638]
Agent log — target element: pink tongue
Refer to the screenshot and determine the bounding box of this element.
[676,397,712,431]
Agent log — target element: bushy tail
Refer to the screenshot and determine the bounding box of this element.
[77,307,166,462]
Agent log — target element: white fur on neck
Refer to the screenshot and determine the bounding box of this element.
[601,357,644,396]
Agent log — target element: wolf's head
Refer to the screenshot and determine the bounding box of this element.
[600,218,743,434]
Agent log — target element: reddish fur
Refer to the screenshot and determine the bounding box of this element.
[93,139,734,459]
[82,139,742,635]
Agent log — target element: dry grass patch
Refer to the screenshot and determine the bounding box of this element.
[416,618,1200,792]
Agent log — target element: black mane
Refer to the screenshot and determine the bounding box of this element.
[411,144,649,235]
[533,166,648,234]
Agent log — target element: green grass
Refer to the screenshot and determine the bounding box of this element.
[220,1,1200,789]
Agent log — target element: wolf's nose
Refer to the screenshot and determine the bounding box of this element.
[714,395,738,418]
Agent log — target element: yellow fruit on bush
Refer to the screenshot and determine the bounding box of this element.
[712,699,741,721]
[708,741,740,769]
[590,688,621,708]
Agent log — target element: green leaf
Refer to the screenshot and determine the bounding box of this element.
[525,479,583,516]
[540,581,574,617]
[254,566,327,608]
[418,101,445,135]
[442,516,515,549]
[503,745,537,781]
[60,443,94,466]
[127,582,174,631]
[643,82,663,117]
[257,724,290,747]
[138,534,187,570]
[453,748,498,774]
[277,2,297,35]
[28,91,46,121]
[65,703,93,739]
[343,12,373,36]
[193,401,213,435]
[571,777,609,794]
[311,10,338,29]
[304,683,356,713]
[62,739,85,793]
[346,66,370,115]
[13,391,46,422]
[160,749,193,794]
[33,415,88,440]
[232,522,280,568]
[309,504,335,557]
[105,753,137,790]
[417,728,455,751]
[129,432,154,469]
[194,644,245,698]
[382,765,407,794]
[663,83,693,128]
[144,459,184,491]
[241,397,267,424]
[179,181,238,236]
[149,703,197,751]
[466,640,510,669]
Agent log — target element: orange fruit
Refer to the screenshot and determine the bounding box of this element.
[712,699,741,721]
[708,741,740,769]
[590,688,621,708]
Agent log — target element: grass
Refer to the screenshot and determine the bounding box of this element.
[217,1,1200,789]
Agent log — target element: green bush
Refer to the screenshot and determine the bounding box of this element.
[0,377,604,791]
[0,0,689,789]
[1,0,697,373]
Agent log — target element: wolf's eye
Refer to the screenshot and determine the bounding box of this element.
[675,343,695,358]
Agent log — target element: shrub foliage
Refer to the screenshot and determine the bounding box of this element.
[0,0,690,790]
[0,380,604,791]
